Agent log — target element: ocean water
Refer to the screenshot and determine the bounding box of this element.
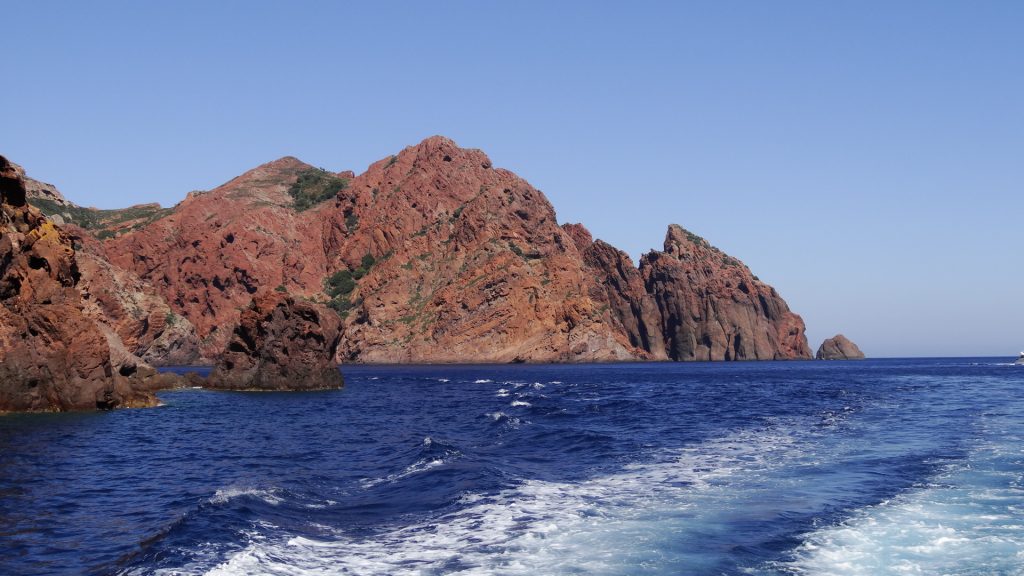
[0,359,1021,576]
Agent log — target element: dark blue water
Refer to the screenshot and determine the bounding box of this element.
[0,359,1021,575]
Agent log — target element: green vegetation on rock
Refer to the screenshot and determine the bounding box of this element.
[323,253,378,317]
[288,168,349,212]
[31,197,172,236]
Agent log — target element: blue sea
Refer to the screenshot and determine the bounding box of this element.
[0,359,1022,575]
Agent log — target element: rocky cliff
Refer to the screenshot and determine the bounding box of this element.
[16,136,812,365]
[816,334,865,360]
[106,157,334,360]
[0,156,169,412]
[572,223,811,361]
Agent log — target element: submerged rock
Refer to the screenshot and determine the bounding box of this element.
[816,334,865,360]
[207,293,343,390]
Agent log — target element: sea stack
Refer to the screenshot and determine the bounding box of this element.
[0,155,158,411]
[207,293,344,390]
[816,334,865,360]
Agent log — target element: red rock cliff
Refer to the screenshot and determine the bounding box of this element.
[0,156,161,411]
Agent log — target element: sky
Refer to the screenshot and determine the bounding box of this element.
[2,1,1021,357]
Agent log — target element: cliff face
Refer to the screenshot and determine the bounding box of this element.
[72,229,202,365]
[105,157,334,360]
[639,225,811,361]
[816,334,865,360]
[19,136,810,365]
[573,223,811,361]
[0,156,160,411]
[321,137,637,363]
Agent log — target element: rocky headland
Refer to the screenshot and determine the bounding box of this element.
[816,334,865,360]
[3,136,823,411]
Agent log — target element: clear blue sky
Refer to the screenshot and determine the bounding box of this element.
[3,1,1021,357]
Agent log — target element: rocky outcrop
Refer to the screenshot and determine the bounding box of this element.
[23,171,71,208]
[575,223,811,361]
[0,156,161,412]
[207,293,343,390]
[816,334,865,360]
[569,227,665,359]
[638,225,811,361]
[322,136,639,363]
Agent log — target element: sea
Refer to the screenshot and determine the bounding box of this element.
[0,358,1021,575]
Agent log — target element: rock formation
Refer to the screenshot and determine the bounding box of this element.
[816,334,865,360]
[0,156,165,412]
[321,137,638,362]
[106,157,333,360]
[16,136,812,366]
[574,223,811,361]
[207,293,343,390]
[70,228,202,365]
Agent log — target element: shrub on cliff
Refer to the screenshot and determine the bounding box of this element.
[288,168,348,212]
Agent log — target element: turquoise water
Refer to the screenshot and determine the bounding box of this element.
[0,358,1021,575]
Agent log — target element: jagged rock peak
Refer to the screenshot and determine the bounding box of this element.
[664,223,726,259]
[561,223,594,252]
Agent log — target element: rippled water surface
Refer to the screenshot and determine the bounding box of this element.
[1,359,1022,575]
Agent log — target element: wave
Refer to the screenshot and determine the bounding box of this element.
[190,419,819,575]
[775,417,1024,575]
[208,487,283,507]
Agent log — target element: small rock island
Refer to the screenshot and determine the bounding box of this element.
[816,334,866,360]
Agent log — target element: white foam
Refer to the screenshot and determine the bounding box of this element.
[496,388,510,397]
[360,459,447,489]
[510,400,532,407]
[473,379,493,384]
[779,436,1024,575]
[209,487,283,507]
[194,421,813,576]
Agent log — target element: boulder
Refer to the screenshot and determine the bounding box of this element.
[816,334,865,360]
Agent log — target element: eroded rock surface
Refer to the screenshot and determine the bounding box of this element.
[207,293,343,390]
[816,334,865,360]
